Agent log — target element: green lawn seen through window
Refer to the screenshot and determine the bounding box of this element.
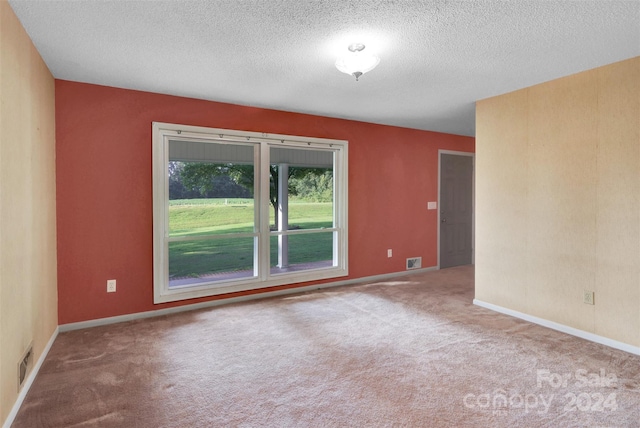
[169,198,333,279]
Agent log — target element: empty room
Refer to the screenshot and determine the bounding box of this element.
[1,0,639,427]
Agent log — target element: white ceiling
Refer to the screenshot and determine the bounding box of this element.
[8,0,640,137]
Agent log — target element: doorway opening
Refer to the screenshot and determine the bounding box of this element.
[438,151,474,269]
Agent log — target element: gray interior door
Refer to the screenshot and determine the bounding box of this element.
[440,154,473,268]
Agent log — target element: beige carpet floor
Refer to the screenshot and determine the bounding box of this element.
[12,266,640,427]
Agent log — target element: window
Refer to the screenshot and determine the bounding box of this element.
[153,122,348,303]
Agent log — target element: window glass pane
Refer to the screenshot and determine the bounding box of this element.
[167,140,256,288]
[270,147,334,229]
[269,147,334,229]
[270,231,335,274]
[268,146,336,275]
[169,237,256,288]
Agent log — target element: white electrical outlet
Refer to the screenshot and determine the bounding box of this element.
[583,290,594,305]
[107,279,117,293]
[387,249,392,258]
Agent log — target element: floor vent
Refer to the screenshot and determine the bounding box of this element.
[406,257,422,270]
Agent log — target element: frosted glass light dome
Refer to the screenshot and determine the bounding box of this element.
[335,43,380,81]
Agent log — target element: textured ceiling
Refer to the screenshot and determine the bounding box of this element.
[8,0,640,137]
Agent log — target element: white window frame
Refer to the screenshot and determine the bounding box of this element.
[152,122,348,304]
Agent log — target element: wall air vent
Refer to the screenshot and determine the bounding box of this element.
[406,257,422,270]
[18,343,33,390]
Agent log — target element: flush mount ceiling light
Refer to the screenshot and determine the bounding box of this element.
[335,43,380,81]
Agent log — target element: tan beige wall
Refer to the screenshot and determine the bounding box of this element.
[0,1,58,424]
[476,57,640,348]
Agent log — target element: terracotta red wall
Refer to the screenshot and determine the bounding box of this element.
[55,80,475,324]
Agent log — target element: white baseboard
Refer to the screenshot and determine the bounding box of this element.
[473,299,640,356]
[3,327,59,428]
[60,266,438,332]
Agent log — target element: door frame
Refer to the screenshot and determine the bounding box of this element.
[437,150,475,269]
